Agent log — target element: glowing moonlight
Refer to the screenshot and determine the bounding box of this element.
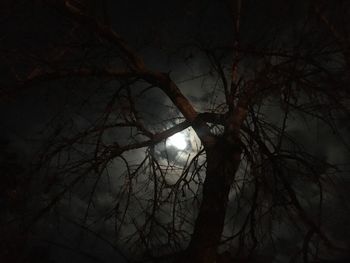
[167,132,187,150]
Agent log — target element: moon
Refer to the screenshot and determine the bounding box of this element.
[167,132,188,150]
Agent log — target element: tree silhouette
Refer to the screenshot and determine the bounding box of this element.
[1,0,350,263]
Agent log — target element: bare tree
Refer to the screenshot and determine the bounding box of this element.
[1,0,350,263]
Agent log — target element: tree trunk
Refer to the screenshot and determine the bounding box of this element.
[181,137,242,263]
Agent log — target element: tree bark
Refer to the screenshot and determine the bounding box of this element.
[181,137,242,263]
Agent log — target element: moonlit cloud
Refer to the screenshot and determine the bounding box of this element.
[167,132,188,150]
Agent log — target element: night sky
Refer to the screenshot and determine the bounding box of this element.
[1,1,350,263]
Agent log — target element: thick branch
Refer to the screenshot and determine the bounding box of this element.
[108,120,192,159]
